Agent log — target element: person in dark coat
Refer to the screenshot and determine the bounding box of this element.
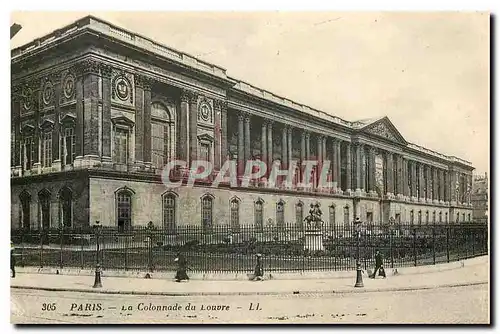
[11,241,16,278]
[370,250,386,278]
[174,252,189,282]
[253,254,264,281]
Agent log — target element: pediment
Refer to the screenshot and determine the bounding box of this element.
[359,117,407,145]
[111,115,135,127]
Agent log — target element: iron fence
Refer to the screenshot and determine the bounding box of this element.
[11,221,488,273]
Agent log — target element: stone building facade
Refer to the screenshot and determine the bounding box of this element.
[472,173,488,224]
[11,16,474,231]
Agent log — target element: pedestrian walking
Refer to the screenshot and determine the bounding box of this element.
[174,252,189,282]
[10,241,16,278]
[369,250,386,279]
[253,254,264,281]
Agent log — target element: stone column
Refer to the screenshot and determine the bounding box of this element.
[345,142,352,193]
[281,125,288,169]
[100,65,112,167]
[386,152,394,197]
[51,72,62,171]
[360,144,366,194]
[432,167,439,203]
[213,100,221,171]
[443,170,449,203]
[179,90,190,162]
[78,59,100,167]
[336,139,342,193]
[353,143,361,193]
[418,163,425,202]
[133,73,145,167]
[424,165,431,202]
[244,115,251,163]
[331,138,338,192]
[188,92,198,165]
[439,169,445,203]
[261,120,267,166]
[305,132,311,160]
[411,161,418,200]
[237,113,245,177]
[369,147,377,195]
[396,154,403,197]
[267,121,273,168]
[11,89,21,175]
[402,158,409,198]
[287,126,293,168]
[220,101,228,165]
[143,80,152,167]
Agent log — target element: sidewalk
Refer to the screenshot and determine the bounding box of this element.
[10,256,488,296]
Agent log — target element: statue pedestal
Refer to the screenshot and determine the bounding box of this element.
[304,230,324,251]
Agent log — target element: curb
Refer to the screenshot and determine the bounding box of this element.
[10,281,487,297]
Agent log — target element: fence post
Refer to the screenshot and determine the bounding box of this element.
[432,225,436,265]
[147,221,154,272]
[446,226,450,263]
[472,227,476,256]
[39,229,43,268]
[389,229,394,268]
[59,227,64,269]
[412,228,417,267]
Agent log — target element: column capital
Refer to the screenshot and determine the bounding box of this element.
[244,114,251,123]
[286,125,293,134]
[100,64,113,78]
[74,58,100,76]
[135,74,154,90]
[180,88,197,103]
[237,111,249,122]
[304,131,310,139]
[368,146,378,154]
[213,99,227,111]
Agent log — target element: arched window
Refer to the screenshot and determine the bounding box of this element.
[343,206,350,226]
[445,212,448,223]
[432,211,436,223]
[201,194,213,233]
[254,198,264,232]
[151,103,174,170]
[456,212,460,223]
[59,187,73,228]
[418,210,422,225]
[462,213,466,222]
[116,188,133,232]
[19,191,31,230]
[425,211,429,224]
[410,210,414,224]
[276,200,285,228]
[163,193,177,233]
[230,197,240,232]
[38,189,51,230]
[295,201,304,228]
[468,213,471,222]
[439,211,443,223]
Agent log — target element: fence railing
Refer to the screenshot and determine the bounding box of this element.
[11,222,488,273]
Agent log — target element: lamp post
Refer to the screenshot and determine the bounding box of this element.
[354,217,364,288]
[93,221,102,288]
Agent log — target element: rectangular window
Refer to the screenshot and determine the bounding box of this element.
[63,128,75,165]
[343,206,350,226]
[296,204,303,228]
[366,212,373,223]
[152,122,167,169]
[41,132,53,168]
[114,128,128,165]
[200,143,211,163]
[23,136,33,170]
[276,202,285,228]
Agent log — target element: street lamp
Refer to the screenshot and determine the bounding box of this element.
[93,220,102,288]
[354,217,364,288]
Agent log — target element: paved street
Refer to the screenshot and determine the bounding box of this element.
[11,284,488,324]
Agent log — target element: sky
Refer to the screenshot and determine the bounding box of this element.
[10,11,490,174]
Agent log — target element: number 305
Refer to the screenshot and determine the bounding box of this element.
[42,303,56,311]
